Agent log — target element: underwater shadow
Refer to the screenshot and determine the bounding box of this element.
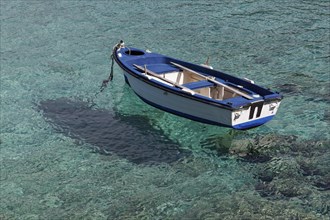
[38,98,189,165]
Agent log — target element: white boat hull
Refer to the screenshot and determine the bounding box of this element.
[124,72,280,129]
[112,42,282,129]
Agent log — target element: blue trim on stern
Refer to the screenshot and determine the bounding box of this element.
[232,116,274,130]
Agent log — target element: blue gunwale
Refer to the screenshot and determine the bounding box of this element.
[113,46,282,110]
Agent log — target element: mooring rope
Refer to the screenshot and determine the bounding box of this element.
[87,41,125,107]
[86,47,116,107]
[99,52,115,93]
[99,40,124,93]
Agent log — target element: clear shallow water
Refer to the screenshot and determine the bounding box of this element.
[1,0,329,219]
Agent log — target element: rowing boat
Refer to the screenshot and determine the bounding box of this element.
[112,41,282,130]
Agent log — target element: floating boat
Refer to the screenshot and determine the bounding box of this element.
[112,41,282,130]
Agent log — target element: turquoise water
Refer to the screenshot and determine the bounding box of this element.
[1,0,329,219]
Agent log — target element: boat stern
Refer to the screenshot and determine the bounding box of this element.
[231,99,281,129]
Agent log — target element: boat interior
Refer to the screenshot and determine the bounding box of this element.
[160,70,241,100]
[134,62,254,101]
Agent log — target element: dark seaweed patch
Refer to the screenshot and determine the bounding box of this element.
[255,182,276,197]
[313,176,330,191]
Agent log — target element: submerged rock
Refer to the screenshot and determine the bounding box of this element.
[255,177,311,199]
[201,133,295,162]
[313,175,330,191]
[255,181,276,198]
[298,158,322,176]
[323,110,330,123]
[248,135,330,205]
[200,130,239,155]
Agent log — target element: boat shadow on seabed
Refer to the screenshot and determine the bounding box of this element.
[37,98,189,165]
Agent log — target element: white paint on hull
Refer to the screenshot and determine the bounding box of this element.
[125,72,233,126]
[124,71,281,128]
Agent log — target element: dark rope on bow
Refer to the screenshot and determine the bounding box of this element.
[98,40,125,93]
[87,41,124,108]
[99,53,115,93]
[87,50,115,108]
